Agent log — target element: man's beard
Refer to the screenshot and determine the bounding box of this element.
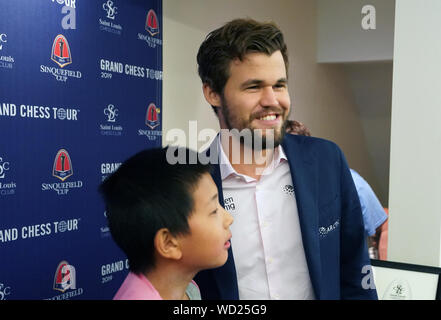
[219,97,288,150]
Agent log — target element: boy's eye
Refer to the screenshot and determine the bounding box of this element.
[211,208,218,215]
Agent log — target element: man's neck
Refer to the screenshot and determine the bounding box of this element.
[220,134,275,180]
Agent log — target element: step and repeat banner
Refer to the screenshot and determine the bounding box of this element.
[0,0,162,300]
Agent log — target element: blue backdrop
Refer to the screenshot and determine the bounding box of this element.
[0,0,162,300]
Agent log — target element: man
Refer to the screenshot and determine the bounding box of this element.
[194,18,377,300]
[349,169,388,259]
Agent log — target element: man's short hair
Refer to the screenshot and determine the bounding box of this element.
[197,18,289,115]
[99,147,211,274]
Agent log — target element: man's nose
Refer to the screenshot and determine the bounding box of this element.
[260,86,279,107]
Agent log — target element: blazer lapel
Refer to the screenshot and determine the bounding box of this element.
[204,138,239,300]
[282,135,322,299]
[203,135,321,299]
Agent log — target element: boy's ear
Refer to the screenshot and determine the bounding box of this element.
[154,228,182,260]
[202,83,221,108]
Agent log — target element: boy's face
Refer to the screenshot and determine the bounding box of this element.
[178,173,233,271]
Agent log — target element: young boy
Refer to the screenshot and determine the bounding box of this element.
[99,147,233,300]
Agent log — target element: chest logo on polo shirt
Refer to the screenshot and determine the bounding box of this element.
[282,185,294,196]
[224,196,236,213]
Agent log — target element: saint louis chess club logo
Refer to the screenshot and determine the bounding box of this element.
[99,0,123,35]
[145,9,159,36]
[51,34,72,68]
[0,283,11,300]
[104,104,118,122]
[0,33,14,69]
[100,104,123,136]
[0,33,7,50]
[0,156,16,196]
[145,103,160,129]
[52,149,73,181]
[0,157,9,179]
[103,0,117,20]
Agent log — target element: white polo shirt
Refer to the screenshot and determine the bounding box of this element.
[218,137,315,300]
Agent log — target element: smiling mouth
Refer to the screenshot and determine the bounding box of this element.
[259,114,277,121]
[254,111,283,121]
[252,113,283,127]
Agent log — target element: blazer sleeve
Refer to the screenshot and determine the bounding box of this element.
[338,148,378,299]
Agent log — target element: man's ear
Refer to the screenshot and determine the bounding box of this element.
[202,83,222,108]
[154,228,182,260]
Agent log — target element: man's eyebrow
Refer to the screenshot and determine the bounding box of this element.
[240,79,263,88]
[275,78,288,84]
[240,78,287,88]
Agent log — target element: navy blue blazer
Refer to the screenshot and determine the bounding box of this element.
[195,133,378,300]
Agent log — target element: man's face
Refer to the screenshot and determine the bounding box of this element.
[217,50,291,149]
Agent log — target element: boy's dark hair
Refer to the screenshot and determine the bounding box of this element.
[197,18,289,115]
[99,147,211,275]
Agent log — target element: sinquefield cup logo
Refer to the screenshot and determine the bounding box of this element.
[146,103,160,129]
[103,0,117,20]
[51,34,72,68]
[52,149,73,181]
[53,261,76,292]
[145,9,159,36]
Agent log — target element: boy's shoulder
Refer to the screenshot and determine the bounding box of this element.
[113,272,162,300]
